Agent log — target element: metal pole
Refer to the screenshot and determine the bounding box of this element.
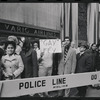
[63,3,65,40]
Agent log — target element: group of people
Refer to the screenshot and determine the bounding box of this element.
[57,37,100,97]
[0,35,54,97]
[0,36,39,80]
[0,35,100,97]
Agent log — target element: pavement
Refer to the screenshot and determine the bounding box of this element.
[86,86,100,97]
[69,86,100,97]
[21,86,100,97]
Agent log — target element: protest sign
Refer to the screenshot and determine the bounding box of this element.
[40,39,62,53]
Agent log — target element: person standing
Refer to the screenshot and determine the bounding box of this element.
[86,43,97,72]
[33,42,41,61]
[36,43,53,97]
[75,42,92,97]
[58,37,76,97]
[93,44,100,89]
[0,40,5,80]
[20,38,38,78]
[1,41,24,80]
[94,43,100,72]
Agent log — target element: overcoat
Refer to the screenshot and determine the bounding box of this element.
[58,46,76,75]
[20,48,38,78]
[75,52,92,73]
[1,54,24,79]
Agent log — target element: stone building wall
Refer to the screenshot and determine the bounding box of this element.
[0,3,61,31]
[78,3,87,43]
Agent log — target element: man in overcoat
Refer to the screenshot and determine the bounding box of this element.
[75,42,92,97]
[58,37,76,97]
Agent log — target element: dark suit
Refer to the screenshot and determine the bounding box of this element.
[20,48,38,78]
[75,52,92,73]
[95,51,100,71]
[86,49,96,71]
[75,52,92,97]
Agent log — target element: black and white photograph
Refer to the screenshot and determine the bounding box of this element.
[0,3,100,98]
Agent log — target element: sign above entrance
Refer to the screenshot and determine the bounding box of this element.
[0,19,60,38]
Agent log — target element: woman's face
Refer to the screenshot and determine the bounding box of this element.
[6,44,15,55]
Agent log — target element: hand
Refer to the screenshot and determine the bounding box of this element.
[9,74,15,80]
[41,52,44,57]
[3,72,9,77]
[9,75,13,80]
[38,58,43,63]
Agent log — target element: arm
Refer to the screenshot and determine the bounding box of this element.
[1,56,9,78]
[13,55,24,78]
[37,50,41,60]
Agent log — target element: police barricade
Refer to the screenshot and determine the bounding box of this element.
[0,71,100,97]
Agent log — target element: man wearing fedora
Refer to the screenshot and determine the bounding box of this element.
[75,42,92,97]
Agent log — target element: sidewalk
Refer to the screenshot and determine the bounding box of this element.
[86,86,100,97]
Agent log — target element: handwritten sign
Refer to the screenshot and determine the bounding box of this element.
[40,39,62,53]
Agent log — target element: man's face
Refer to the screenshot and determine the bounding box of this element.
[79,46,86,52]
[34,43,38,49]
[64,38,70,46]
[91,44,96,51]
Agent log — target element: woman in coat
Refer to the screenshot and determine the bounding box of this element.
[1,41,24,80]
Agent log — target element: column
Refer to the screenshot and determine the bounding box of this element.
[72,3,78,48]
[87,3,99,45]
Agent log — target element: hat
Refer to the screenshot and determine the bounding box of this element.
[80,42,88,49]
[8,36,18,44]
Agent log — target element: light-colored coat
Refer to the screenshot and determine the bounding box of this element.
[58,46,76,75]
[1,54,24,79]
[39,50,53,68]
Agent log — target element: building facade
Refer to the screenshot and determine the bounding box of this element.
[0,3,99,46]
